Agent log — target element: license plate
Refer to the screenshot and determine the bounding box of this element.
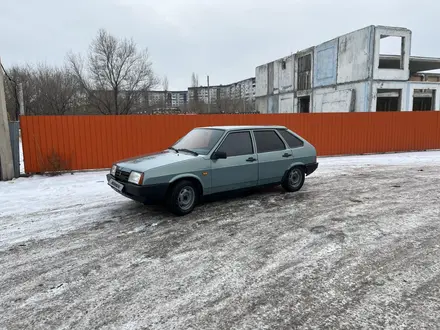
[109,178,124,192]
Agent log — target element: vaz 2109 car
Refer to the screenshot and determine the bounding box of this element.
[107,125,318,216]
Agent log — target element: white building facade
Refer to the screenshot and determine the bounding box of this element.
[255,25,440,113]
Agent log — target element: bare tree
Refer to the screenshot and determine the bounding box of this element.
[5,64,80,117]
[32,64,79,115]
[3,67,23,120]
[68,29,158,115]
[188,73,202,112]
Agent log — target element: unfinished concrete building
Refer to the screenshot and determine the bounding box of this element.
[255,25,440,113]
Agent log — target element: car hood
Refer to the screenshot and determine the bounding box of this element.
[116,150,198,172]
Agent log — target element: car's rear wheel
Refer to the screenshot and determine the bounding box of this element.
[282,166,305,192]
[167,180,198,216]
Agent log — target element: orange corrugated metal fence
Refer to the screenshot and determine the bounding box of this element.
[20,112,440,173]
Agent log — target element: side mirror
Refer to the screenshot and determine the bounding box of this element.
[211,151,227,160]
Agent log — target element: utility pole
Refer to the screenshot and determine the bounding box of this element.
[0,58,14,180]
[18,83,25,116]
[207,75,210,114]
[242,84,246,113]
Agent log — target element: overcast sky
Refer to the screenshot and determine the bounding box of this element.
[1,0,439,90]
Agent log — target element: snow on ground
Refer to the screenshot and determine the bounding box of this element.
[318,150,440,169]
[19,139,24,174]
[1,151,440,329]
[2,151,439,249]
[0,170,123,248]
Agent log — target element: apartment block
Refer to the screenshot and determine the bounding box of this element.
[144,90,188,108]
[188,77,256,105]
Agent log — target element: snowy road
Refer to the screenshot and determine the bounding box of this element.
[1,151,440,329]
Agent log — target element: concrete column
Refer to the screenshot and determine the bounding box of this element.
[0,60,14,180]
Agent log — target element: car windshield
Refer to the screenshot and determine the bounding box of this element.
[171,128,225,155]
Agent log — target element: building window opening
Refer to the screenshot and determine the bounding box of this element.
[376,89,402,111]
[378,35,404,69]
[298,96,310,113]
[297,54,312,90]
[413,89,436,111]
[281,60,286,70]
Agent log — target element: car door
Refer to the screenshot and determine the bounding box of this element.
[276,128,310,164]
[253,129,292,185]
[210,131,259,194]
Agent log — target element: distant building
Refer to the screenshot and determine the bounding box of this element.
[188,77,256,112]
[144,90,188,108]
[255,25,440,113]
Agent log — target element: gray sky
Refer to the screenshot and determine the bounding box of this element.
[1,0,439,90]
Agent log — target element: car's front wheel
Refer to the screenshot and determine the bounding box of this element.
[282,166,305,192]
[167,180,198,216]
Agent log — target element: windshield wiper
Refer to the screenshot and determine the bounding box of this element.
[177,148,198,156]
[167,147,179,153]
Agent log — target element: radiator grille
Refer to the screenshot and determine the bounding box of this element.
[115,168,130,182]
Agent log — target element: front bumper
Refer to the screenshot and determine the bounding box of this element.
[106,174,169,204]
[305,162,318,176]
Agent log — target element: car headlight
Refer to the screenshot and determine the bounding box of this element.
[111,165,117,176]
[128,171,143,185]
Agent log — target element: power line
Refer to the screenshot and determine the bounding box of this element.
[0,62,16,85]
[0,61,20,119]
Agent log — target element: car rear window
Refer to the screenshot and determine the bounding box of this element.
[277,129,304,148]
[253,130,286,153]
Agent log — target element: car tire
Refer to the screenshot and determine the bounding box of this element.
[166,180,199,216]
[282,166,305,192]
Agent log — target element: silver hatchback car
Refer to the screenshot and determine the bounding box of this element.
[107,125,318,215]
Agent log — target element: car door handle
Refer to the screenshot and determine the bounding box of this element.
[282,153,292,158]
[246,157,257,162]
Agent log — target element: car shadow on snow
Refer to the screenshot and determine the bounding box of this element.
[200,185,313,208]
[89,185,317,250]
[100,183,318,240]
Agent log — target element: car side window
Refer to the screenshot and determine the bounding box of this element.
[277,129,304,148]
[217,131,254,157]
[253,130,286,153]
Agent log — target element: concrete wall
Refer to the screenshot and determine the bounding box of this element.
[267,62,275,95]
[337,26,374,84]
[313,82,369,113]
[255,92,294,113]
[258,81,440,113]
[274,55,295,94]
[314,80,440,112]
[255,56,295,113]
[407,83,440,111]
[372,26,411,81]
[279,93,294,113]
[267,95,279,113]
[255,97,267,113]
[370,81,408,112]
[314,39,338,87]
[255,65,268,97]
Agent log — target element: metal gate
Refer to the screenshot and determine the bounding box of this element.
[9,121,20,178]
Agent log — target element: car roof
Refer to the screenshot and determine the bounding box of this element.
[198,125,287,131]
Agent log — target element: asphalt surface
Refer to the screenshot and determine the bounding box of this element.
[1,161,440,329]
